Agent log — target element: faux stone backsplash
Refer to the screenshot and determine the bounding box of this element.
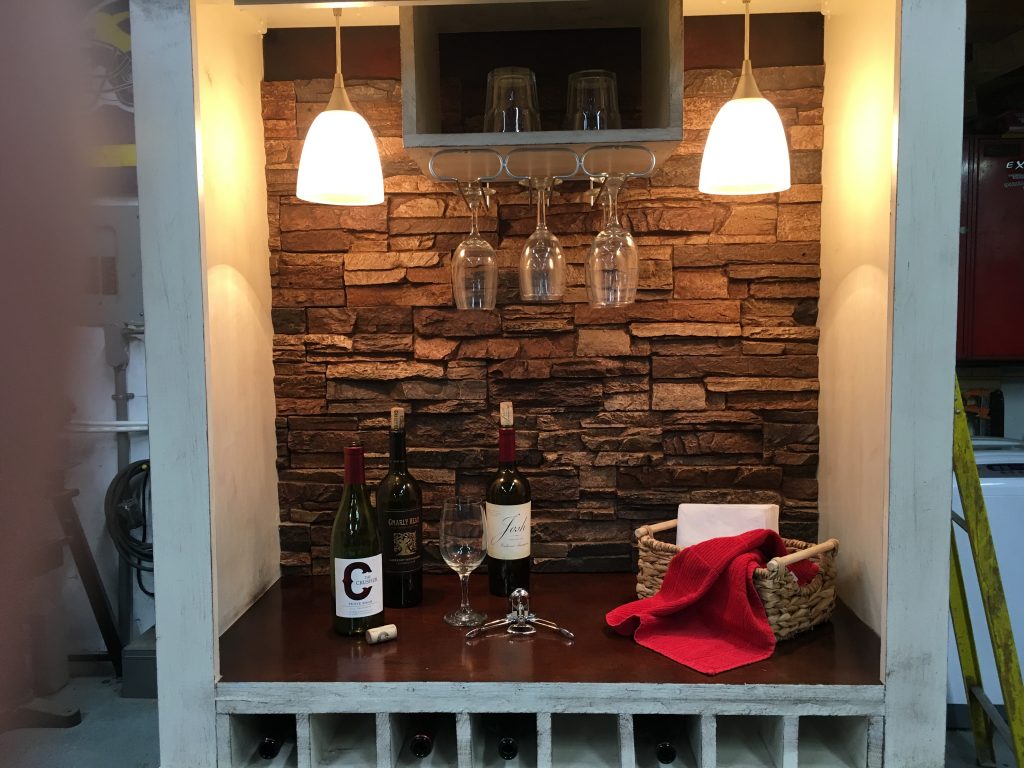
[262,64,824,576]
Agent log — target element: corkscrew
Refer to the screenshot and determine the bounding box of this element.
[464,588,575,641]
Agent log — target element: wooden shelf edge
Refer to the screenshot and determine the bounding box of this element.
[214,680,885,717]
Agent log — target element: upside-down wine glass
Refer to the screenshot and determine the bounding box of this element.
[440,499,488,627]
[451,183,498,310]
[564,69,621,131]
[519,178,566,302]
[585,173,639,307]
[484,67,541,133]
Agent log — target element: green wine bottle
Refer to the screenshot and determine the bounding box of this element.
[486,401,532,597]
[377,407,423,608]
[330,443,384,635]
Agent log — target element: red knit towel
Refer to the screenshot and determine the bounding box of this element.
[606,529,818,675]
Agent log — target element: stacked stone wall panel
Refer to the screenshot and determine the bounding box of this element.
[263,65,824,575]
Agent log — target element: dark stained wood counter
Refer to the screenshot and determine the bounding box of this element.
[219,573,881,688]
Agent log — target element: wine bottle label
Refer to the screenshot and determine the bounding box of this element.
[334,554,383,618]
[485,502,531,560]
[384,509,422,574]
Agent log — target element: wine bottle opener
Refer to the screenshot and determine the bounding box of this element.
[465,588,575,641]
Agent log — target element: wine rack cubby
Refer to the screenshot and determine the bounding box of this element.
[469,713,538,768]
[221,711,881,768]
[390,713,460,767]
[797,717,877,768]
[309,713,378,768]
[631,714,705,768]
[223,713,300,768]
[549,713,624,768]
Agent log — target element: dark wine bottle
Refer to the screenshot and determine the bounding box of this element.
[655,741,677,764]
[410,732,434,759]
[330,443,385,635]
[497,736,519,761]
[377,407,423,608]
[485,401,532,597]
[257,737,282,760]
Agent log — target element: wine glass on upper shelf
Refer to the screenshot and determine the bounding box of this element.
[519,178,566,303]
[484,67,540,133]
[585,173,639,307]
[564,70,621,131]
[451,182,497,310]
[440,498,488,627]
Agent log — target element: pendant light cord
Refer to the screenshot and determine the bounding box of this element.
[334,8,343,78]
[326,7,353,111]
[743,0,751,63]
[731,0,760,99]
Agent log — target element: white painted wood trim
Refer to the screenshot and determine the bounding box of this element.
[295,713,312,768]
[456,712,472,768]
[535,712,552,768]
[376,712,393,768]
[757,716,785,767]
[883,0,966,765]
[778,716,800,768]
[697,714,716,768]
[866,716,884,768]
[129,0,217,766]
[217,712,233,767]
[617,714,635,768]
[215,681,885,716]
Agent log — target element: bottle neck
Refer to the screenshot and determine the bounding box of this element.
[344,447,365,486]
[498,427,517,467]
[388,430,407,471]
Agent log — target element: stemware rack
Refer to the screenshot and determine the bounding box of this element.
[427,145,657,184]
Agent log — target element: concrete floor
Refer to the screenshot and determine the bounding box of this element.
[0,677,158,768]
[946,727,1016,768]
[0,677,1015,767]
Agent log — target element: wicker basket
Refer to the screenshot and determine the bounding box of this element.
[635,520,839,641]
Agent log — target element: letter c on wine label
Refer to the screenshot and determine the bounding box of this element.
[343,561,372,601]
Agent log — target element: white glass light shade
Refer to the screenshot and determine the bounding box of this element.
[698,97,791,195]
[296,109,384,206]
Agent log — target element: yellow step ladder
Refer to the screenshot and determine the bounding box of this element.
[950,381,1024,766]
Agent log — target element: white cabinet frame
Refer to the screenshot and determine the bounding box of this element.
[131,1,966,766]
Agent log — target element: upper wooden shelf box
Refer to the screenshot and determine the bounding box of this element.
[399,0,683,177]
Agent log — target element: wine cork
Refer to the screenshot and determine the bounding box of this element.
[390,407,405,431]
[365,624,397,644]
[499,401,514,427]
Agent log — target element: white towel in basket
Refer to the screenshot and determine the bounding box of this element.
[675,503,779,549]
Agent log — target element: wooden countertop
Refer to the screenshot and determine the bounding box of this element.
[219,573,881,687]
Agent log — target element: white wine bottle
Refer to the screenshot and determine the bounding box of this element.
[485,401,532,597]
[330,443,384,635]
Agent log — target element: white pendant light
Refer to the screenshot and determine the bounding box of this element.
[296,9,384,206]
[698,0,791,195]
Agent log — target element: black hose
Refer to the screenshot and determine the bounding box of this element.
[104,459,154,597]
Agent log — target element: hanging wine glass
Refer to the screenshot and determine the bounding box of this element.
[519,178,565,303]
[452,182,497,311]
[585,174,638,307]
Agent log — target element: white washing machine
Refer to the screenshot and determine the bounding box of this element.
[947,446,1024,711]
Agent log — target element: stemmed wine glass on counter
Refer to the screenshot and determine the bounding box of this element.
[439,498,488,627]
